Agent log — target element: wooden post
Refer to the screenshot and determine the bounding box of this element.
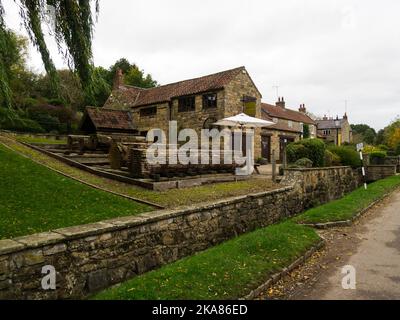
[272,150,276,183]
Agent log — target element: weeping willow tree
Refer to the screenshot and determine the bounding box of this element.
[0,0,105,108]
[0,2,13,108]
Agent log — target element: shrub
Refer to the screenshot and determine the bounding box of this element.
[324,150,341,167]
[369,151,387,165]
[287,144,308,163]
[29,113,61,133]
[294,158,313,168]
[328,146,362,168]
[0,108,44,133]
[395,143,400,156]
[287,139,326,167]
[378,144,390,151]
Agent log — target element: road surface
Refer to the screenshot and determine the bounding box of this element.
[261,189,400,300]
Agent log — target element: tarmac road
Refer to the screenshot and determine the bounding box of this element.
[261,189,400,300]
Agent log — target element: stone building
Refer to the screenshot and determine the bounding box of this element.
[260,98,316,162]
[103,66,264,157]
[316,114,352,145]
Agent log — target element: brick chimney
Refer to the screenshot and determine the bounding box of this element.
[323,115,328,120]
[343,112,348,120]
[276,97,286,108]
[299,104,307,113]
[113,68,124,90]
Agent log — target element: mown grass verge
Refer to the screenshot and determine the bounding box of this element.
[93,221,320,300]
[0,143,152,239]
[294,175,400,224]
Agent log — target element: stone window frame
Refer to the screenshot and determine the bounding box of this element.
[140,106,157,118]
[288,120,293,128]
[323,129,331,135]
[202,92,218,110]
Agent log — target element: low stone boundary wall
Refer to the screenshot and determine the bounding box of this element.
[0,167,362,300]
[366,165,397,182]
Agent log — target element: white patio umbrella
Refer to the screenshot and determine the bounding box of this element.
[213,113,275,128]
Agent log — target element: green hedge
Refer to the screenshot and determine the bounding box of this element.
[369,151,387,165]
[287,139,326,167]
[328,145,362,168]
[324,150,341,167]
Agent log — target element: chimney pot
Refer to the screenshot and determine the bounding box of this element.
[276,97,285,108]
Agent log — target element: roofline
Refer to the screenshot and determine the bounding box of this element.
[131,66,246,92]
[261,103,316,125]
[131,88,226,108]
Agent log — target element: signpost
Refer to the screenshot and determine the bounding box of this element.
[357,143,367,190]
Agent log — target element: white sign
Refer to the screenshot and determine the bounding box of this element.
[356,143,364,152]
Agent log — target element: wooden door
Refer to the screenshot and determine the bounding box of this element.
[261,135,271,162]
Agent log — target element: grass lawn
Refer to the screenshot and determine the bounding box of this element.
[294,175,400,224]
[0,135,278,208]
[0,143,152,239]
[16,136,67,145]
[93,221,320,300]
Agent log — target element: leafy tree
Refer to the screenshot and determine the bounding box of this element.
[363,128,376,144]
[0,30,39,108]
[35,70,86,111]
[351,124,377,145]
[388,127,400,149]
[375,129,385,145]
[1,0,101,107]
[303,124,310,139]
[108,58,158,88]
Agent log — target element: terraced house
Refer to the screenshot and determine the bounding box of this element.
[261,98,317,162]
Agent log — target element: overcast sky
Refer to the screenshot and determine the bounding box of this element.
[3,0,400,130]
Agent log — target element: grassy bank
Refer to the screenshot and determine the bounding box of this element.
[294,175,400,224]
[93,221,320,300]
[0,143,152,239]
[0,134,278,208]
[16,136,67,145]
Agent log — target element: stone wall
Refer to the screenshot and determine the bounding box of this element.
[282,166,362,207]
[132,102,170,135]
[0,167,361,300]
[366,165,397,182]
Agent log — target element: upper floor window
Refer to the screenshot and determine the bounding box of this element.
[300,122,304,132]
[140,106,157,117]
[178,96,196,113]
[288,120,293,128]
[203,93,217,109]
[273,118,278,123]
